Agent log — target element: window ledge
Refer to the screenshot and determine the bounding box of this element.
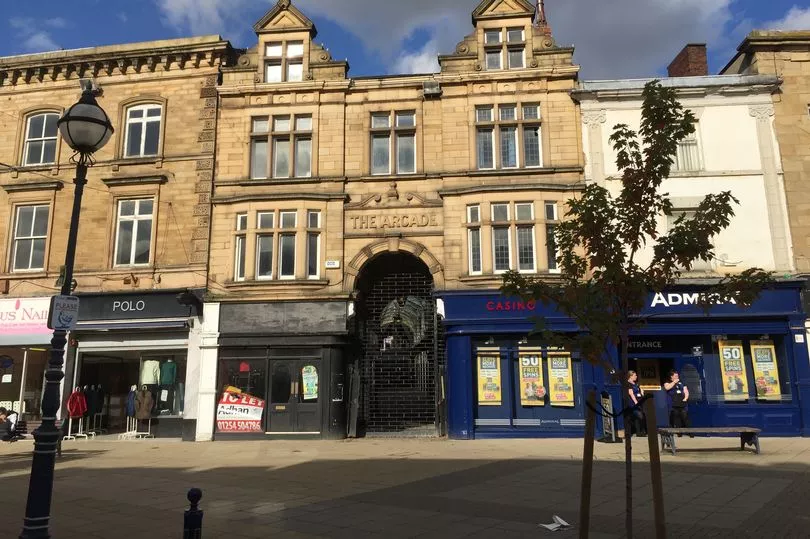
[223,279,330,290]
[102,175,168,187]
[359,173,427,182]
[0,271,49,279]
[458,272,562,283]
[218,177,327,187]
[2,180,63,193]
[110,157,163,168]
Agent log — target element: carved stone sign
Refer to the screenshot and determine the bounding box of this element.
[348,212,440,231]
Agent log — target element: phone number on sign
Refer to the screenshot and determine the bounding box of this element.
[217,420,262,432]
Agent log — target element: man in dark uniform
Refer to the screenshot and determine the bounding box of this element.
[664,370,690,429]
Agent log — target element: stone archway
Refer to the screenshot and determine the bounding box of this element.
[344,238,444,294]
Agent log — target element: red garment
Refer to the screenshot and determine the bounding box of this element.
[67,391,87,418]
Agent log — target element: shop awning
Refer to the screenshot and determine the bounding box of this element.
[74,319,189,331]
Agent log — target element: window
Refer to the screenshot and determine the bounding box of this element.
[264,40,305,83]
[11,205,49,271]
[467,205,482,275]
[234,213,248,282]
[477,104,541,169]
[124,104,162,158]
[545,202,559,272]
[255,212,274,280]
[306,210,321,279]
[370,111,416,175]
[23,113,58,166]
[114,199,154,266]
[279,211,297,279]
[491,203,511,273]
[666,209,712,271]
[515,203,535,272]
[250,115,312,179]
[673,124,702,172]
[485,27,525,71]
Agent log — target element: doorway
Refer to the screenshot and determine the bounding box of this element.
[353,252,442,436]
[267,359,322,434]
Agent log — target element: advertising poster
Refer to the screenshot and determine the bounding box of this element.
[518,348,546,406]
[548,352,575,407]
[301,365,319,400]
[750,341,782,400]
[636,359,661,391]
[216,388,265,432]
[718,340,749,400]
[477,350,502,406]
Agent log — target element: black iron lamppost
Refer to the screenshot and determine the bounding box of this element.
[20,88,113,539]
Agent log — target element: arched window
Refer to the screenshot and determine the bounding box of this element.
[23,112,59,166]
[124,104,163,158]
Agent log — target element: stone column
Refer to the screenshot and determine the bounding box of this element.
[194,302,221,441]
[749,104,793,271]
[582,110,607,187]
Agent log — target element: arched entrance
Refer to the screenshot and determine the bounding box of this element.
[351,251,443,437]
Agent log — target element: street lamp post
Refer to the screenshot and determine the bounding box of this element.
[20,88,113,539]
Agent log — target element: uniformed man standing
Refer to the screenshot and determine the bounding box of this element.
[663,370,690,429]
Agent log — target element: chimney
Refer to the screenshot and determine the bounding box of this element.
[667,44,708,77]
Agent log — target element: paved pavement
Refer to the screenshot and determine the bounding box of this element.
[3,435,810,538]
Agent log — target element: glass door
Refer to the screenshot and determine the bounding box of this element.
[268,359,322,434]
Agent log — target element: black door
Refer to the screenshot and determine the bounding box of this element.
[268,359,322,434]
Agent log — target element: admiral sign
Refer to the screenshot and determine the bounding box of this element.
[650,292,737,308]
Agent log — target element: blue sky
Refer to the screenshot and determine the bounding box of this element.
[3,1,810,79]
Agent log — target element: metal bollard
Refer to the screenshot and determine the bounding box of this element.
[183,488,203,539]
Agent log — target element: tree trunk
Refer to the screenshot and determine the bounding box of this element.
[621,332,633,539]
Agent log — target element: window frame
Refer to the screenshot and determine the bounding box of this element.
[113,198,155,268]
[672,122,703,172]
[306,210,321,280]
[544,202,561,273]
[263,40,306,83]
[234,213,248,282]
[484,27,526,71]
[123,103,163,159]
[467,204,482,276]
[22,112,60,167]
[250,114,313,180]
[370,111,417,175]
[476,104,542,170]
[10,204,50,273]
[515,202,536,273]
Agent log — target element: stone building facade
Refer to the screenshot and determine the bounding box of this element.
[200,0,584,440]
[0,37,231,438]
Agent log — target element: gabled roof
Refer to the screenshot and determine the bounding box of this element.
[253,0,316,36]
[472,0,536,23]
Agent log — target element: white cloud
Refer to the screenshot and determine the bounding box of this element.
[154,0,739,78]
[8,17,64,53]
[394,40,441,74]
[763,6,810,31]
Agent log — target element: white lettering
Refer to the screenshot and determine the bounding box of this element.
[650,293,738,308]
[112,300,146,312]
[651,293,667,307]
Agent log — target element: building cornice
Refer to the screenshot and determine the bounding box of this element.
[1,180,63,193]
[0,36,232,87]
[439,179,585,197]
[212,192,348,204]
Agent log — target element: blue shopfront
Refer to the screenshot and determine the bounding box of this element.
[439,282,809,440]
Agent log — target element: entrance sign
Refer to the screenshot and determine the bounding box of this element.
[750,341,781,400]
[718,340,749,401]
[47,296,80,331]
[477,349,502,406]
[216,390,265,432]
[518,348,545,406]
[548,352,575,407]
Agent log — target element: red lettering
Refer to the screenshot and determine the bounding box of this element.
[486,301,495,311]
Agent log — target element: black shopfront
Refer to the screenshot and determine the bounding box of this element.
[215,301,348,440]
[64,289,202,439]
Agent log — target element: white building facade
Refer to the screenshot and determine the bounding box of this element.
[575,75,793,275]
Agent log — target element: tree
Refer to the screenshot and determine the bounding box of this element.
[501,80,771,538]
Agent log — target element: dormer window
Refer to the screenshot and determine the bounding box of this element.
[484,26,526,71]
[264,40,305,83]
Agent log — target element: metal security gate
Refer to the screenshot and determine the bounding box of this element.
[355,253,443,436]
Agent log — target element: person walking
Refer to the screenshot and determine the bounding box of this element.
[664,370,690,431]
[627,371,646,436]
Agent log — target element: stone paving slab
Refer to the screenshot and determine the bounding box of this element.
[2,436,810,537]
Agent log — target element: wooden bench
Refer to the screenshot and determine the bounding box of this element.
[658,427,761,456]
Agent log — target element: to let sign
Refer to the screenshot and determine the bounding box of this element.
[48,296,80,331]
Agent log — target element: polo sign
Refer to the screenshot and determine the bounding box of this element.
[47,296,80,331]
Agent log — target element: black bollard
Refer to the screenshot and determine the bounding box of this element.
[183,488,203,539]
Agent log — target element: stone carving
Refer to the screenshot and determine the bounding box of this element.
[582,110,607,127]
[749,104,774,120]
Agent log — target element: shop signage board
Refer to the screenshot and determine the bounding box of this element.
[718,340,749,401]
[476,349,502,406]
[750,341,781,400]
[549,352,575,407]
[216,390,265,432]
[77,291,198,321]
[518,348,545,406]
[48,295,80,331]
[0,297,52,345]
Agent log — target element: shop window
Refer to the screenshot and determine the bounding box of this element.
[11,204,49,272]
[124,104,162,158]
[216,357,267,434]
[271,363,292,403]
[23,112,59,166]
[476,104,542,170]
[370,111,416,175]
[114,198,153,267]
